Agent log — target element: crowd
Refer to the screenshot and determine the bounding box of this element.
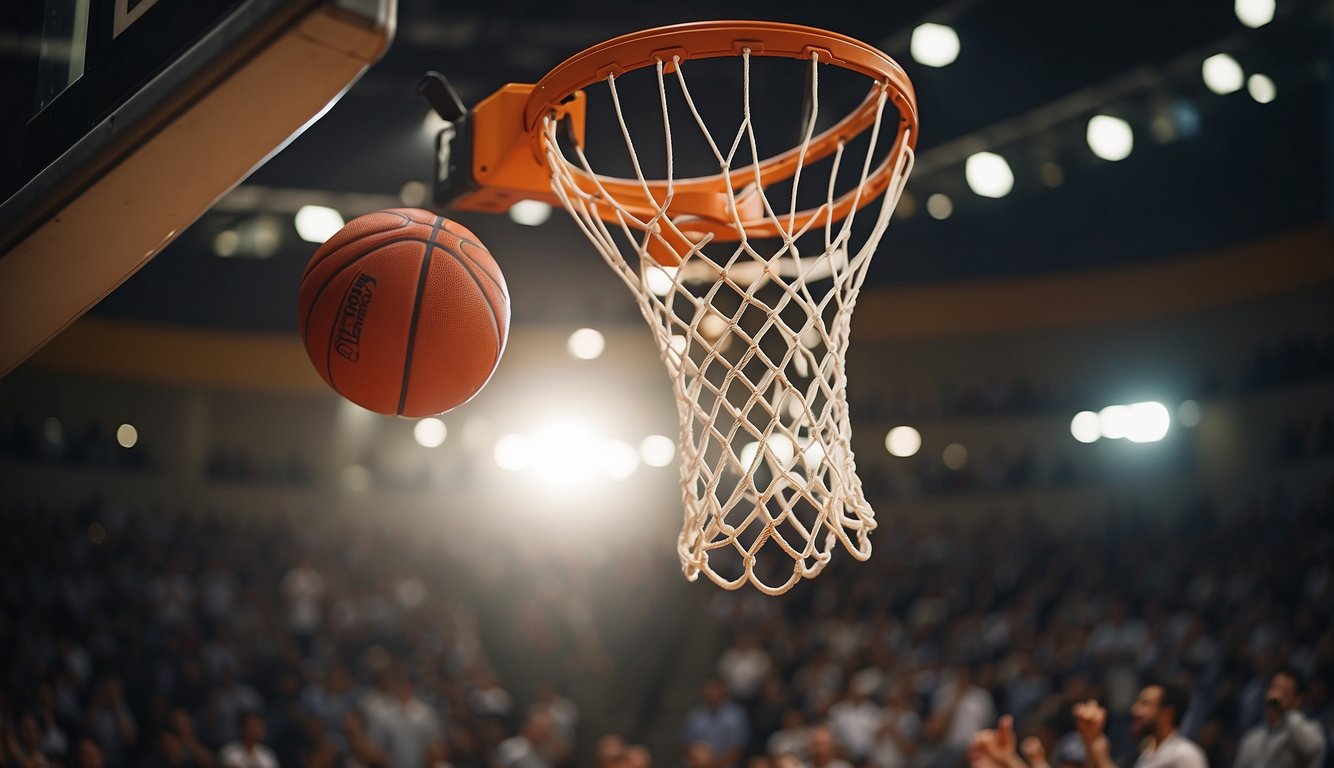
[0,495,679,768]
[692,487,1334,768]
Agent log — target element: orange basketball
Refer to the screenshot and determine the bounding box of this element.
[297,209,509,417]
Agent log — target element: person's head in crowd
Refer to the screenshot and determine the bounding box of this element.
[18,714,41,752]
[1130,681,1190,739]
[684,741,714,768]
[623,745,651,768]
[77,738,105,768]
[595,734,626,768]
[239,711,267,747]
[521,708,554,745]
[158,727,184,765]
[744,757,774,768]
[702,678,728,710]
[1265,666,1306,720]
[807,725,839,766]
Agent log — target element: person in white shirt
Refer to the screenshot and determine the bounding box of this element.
[1073,682,1207,768]
[218,713,279,768]
[1235,668,1327,768]
[827,683,882,764]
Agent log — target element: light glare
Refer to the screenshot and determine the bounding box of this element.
[965,152,1015,199]
[910,23,960,68]
[1247,74,1276,104]
[1071,411,1101,443]
[926,193,954,220]
[294,205,345,243]
[1099,405,1132,440]
[567,328,606,360]
[509,200,552,226]
[116,423,138,449]
[1179,400,1202,427]
[942,443,968,470]
[1125,401,1171,443]
[885,426,922,458]
[413,418,447,448]
[494,434,532,471]
[1202,54,1244,95]
[646,266,678,297]
[640,435,676,467]
[1086,115,1134,162]
[1234,0,1275,28]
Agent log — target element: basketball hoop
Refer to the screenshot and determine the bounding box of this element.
[429,21,918,594]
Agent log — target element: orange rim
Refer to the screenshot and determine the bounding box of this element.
[526,21,918,241]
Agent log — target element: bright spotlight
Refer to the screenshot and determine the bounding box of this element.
[603,440,641,480]
[885,426,922,458]
[1098,405,1132,440]
[910,23,960,68]
[116,424,139,449]
[1086,115,1134,161]
[1125,401,1171,443]
[567,328,606,360]
[926,193,954,220]
[213,229,239,258]
[1202,54,1244,95]
[965,152,1014,199]
[508,200,552,226]
[1235,0,1275,28]
[1247,74,1276,104]
[494,434,532,471]
[1178,400,1202,427]
[640,435,676,467]
[1070,411,1101,443]
[294,205,345,243]
[645,266,678,297]
[413,418,447,448]
[532,421,602,485]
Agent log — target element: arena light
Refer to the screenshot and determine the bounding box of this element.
[294,205,345,243]
[885,426,921,458]
[509,200,552,226]
[1178,400,1202,427]
[1247,74,1276,104]
[1235,0,1276,28]
[926,193,953,220]
[965,152,1014,198]
[942,443,968,470]
[910,23,960,68]
[646,266,678,297]
[1070,411,1101,443]
[567,328,606,360]
[1086,115,1134,161]
[413,418,447,448]
[640,435,676,467]
[1202,54,1244,95]
[1098,405,1132,440]
[603,439,641,480]
[1124,401,1171,443]
[116,423,139,449]
[494,434,532,471]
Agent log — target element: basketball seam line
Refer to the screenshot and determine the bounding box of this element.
[448,243,506,351]
[397,217,444,415]
[453,239,508,297]
[301,211,413,279]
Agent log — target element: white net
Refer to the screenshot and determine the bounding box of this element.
[542,50,914,594]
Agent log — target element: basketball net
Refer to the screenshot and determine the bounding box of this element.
[542,51,914,594]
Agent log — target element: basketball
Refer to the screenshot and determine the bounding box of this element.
[297,208,509,417]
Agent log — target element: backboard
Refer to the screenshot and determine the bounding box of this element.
[0,0,397,376]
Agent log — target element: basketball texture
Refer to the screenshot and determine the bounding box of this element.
[297,209,509,417]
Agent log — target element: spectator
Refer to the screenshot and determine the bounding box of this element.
[1234,668,1327,768]
[870,683,920,768]
[806,726,851,768]
[364,672,444,768]
[683,680,749,768]
[930,667,995,765]
[765,709,809,763]
[1074,682,1207,768]
[219,713,279,768]
[827,682,881,764]
[86,678,138,768]
[493,709,569,768]
[718,635,771,705]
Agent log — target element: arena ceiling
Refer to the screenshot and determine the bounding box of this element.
[90,0,1332,332]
